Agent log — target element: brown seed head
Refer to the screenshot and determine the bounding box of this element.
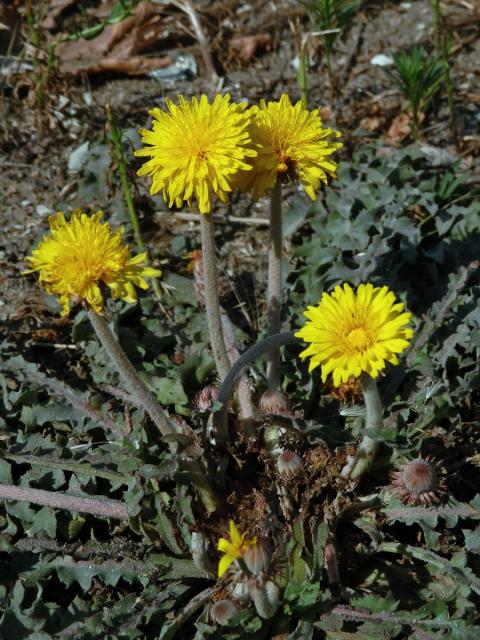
[277,450,304,479]
[390,457,446,505]
[260,390,291,415]
[194,385,219,412]
[210,599,239,625]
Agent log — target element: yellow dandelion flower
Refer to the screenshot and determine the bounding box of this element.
[295,283,413,387]
[236,94,342,201]
[217,520,256,578]
[26,210,161,316]
[134,94,256,214]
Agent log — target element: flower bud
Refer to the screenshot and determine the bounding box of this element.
[252,580,279,619]
[260,390,291,415]
[242,537,272,575]
[277,450,304,479]
[210,599,239,626]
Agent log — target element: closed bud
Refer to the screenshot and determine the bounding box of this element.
[194,385,219,413]
[277,450,304,479]
[260,390,291,415]
[252,580,279,619]
[210,599,239,626]
[242,537,272,575]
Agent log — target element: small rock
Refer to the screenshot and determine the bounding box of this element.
[36,205,53,217]
[371,54,394,67]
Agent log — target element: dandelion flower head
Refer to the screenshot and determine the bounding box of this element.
[295,283,413,386]
[217,520,256,578]
[135,94,256,214]
[26,210,161,316]
[237,94,342,200]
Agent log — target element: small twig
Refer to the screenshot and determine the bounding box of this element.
[160,211,270,227]
[0,483,128,520]
[167,587,216,634]
[173,0,218,86]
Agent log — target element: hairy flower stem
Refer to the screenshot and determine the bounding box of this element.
[342,375,383,480]
[267,180,283,390]
[213,332,296,440]
[88,310,177,438]
[0,483,127,520]
[200,214,231,380]
[88,310,220,513]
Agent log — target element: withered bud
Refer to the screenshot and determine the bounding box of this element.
[277,450,304,479]
[194,385,219,413]
[210,599,239,626]
[260,390,291,415]
[390,457,447,505]
[242,537,273,576]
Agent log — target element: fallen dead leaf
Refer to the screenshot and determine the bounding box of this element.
[228,33,271,65]
[385,112,411,144]
[55,1,170,75]
[361,115,381,131]
[319,105,333,122]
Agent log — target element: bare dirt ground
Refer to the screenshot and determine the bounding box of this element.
[1,0,479,326]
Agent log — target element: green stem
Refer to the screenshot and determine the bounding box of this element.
[199,214,231,381]
[88,310,177,437]
[106,105,162,298]
[267,180,283,390]
[343,375,383,480]
[298,44,309,109]
[106,105,144,250]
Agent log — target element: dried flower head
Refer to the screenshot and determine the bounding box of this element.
[295,283,413,386]
[390,457,447,505]
[210,599,239,626]
[277,450,304,479]
[329,377,363,404]
[25,210,161,316]
[194,385,219,412]
[260,389,291,415]
[217,520,257,578]
[135,94,256,214]
[236,94,342,200]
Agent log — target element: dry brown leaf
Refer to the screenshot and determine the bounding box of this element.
[228,34,271,65]
[55,1,168,75]
[319,105,333,122]
[361,115,381,131]
[385,112,411,144]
